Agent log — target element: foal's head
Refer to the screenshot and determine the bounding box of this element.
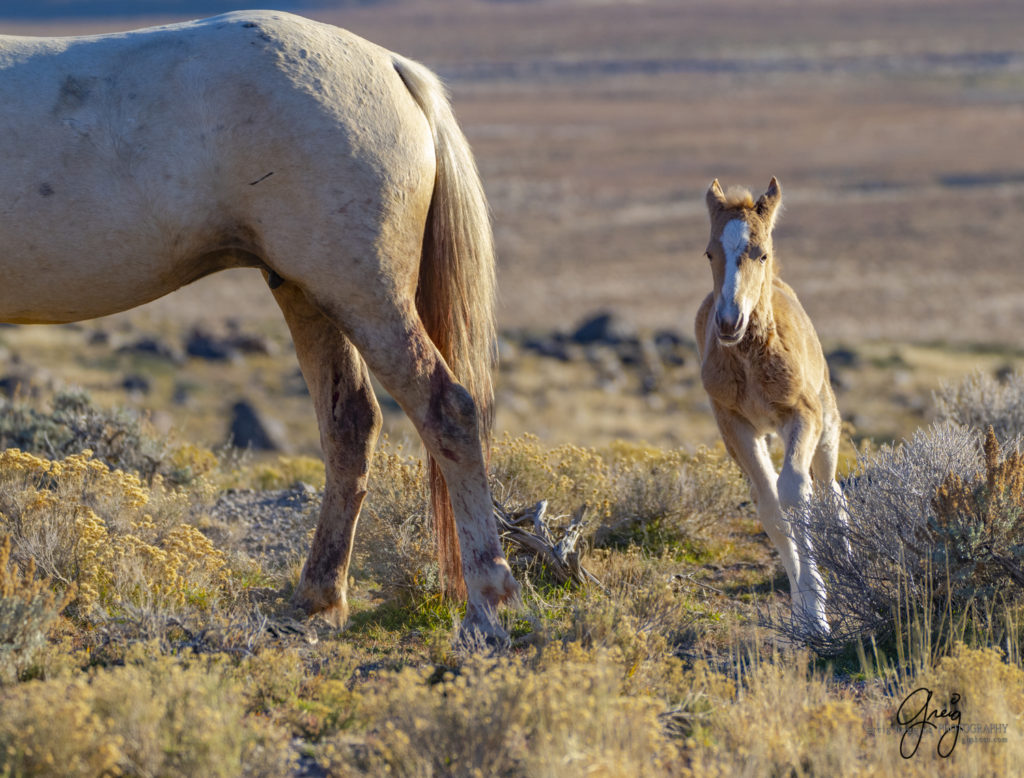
[704,177,783,347]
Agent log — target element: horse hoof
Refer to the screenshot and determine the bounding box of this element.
[291,578,349,628]
[471,557,522,607]
[458,610,510,653]
[791,591,830,639]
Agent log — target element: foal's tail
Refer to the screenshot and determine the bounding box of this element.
[393,55,497,601]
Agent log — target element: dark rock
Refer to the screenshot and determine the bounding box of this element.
[171,382,191,405]
[228,400,288,452]
[826,347,860,392]
[121,374,151,394]
[186,328,239,362]
[228,332,274,355]
[117,336,183,364]
[825,347,861,369]
[653,329,685,347]
[653,329,688,366]
[87,329,110,346]
[522,334,571,362]
[613,337,644,366]
[571,311,635,345]
[224,319,276,355]
[0,372,35,399]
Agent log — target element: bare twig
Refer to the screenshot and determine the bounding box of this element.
[493,499,602,589]
[670,572,725,596]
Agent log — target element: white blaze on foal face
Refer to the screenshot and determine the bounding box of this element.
[712,216,765,345]
[718,217,750,326]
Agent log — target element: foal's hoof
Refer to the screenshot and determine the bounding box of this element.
[291,577,349,629]
[791,594,830,639]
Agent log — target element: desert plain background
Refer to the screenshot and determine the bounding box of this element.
[1,0,1023,453]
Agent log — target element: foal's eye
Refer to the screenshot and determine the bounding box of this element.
[758,253,769,263]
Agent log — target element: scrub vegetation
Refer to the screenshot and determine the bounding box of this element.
[0,377,1022,777]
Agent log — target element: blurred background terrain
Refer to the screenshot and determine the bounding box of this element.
[2,0,1023,452]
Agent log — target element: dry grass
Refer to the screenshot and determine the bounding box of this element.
[0,405,1021,775]
[684,644,1024,777]
[491,433,750,549]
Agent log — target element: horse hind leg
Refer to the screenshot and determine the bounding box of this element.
[303,284,519,638]
[272,282,382,627]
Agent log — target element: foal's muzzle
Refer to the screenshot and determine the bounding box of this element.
[716,310,746,346]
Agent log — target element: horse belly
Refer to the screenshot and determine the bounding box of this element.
[0,175,233,322]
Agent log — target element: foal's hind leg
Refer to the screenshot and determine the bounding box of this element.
[779,412,830,634]
[811,396,852,557]
[272,282,382,627]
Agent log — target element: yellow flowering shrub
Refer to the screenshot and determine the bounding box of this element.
[352,438,435,597]
[251,455,327,490]
[491,433,613,519]
[165,442,220,486]
[490,434,749,549]
[0,535,75,684]
[0,449,228,616]
[0,652,294,778]
[320,650,680,777]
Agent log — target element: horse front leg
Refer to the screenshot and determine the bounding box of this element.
[273,282,382,627]
[779,410,830,635]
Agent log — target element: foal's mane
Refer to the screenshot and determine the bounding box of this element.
[722,187,755,209]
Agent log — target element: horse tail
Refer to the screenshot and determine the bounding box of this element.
[393,55,497,601]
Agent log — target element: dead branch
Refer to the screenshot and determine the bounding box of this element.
[493,499,602,589]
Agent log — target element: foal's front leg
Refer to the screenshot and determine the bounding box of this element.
[779,411,830,634]
[712,405,803,600]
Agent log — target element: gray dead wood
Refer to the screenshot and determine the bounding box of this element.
[493,499,602,588]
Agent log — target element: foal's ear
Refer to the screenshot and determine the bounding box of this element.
[756,177,782,228]
[706,179,727,215]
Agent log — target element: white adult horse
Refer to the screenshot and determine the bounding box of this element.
[0,10,519,636]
